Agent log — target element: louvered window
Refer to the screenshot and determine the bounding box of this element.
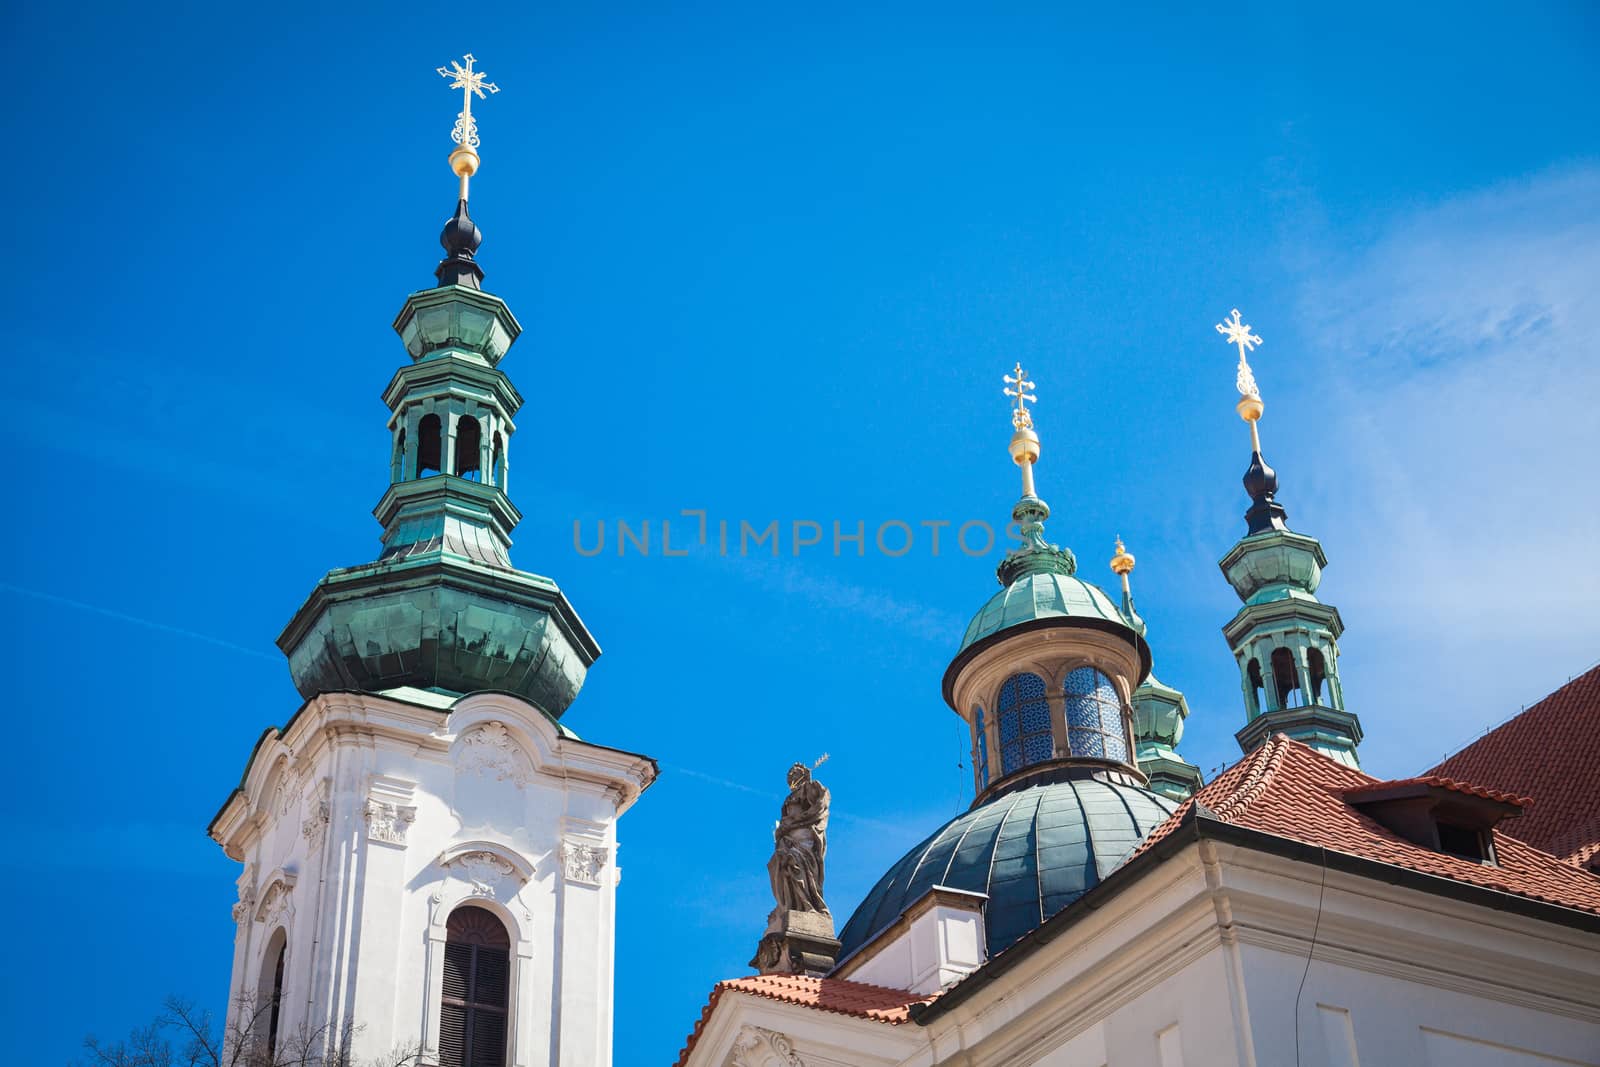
[267,940,286,1059]
[440,906,512,1067]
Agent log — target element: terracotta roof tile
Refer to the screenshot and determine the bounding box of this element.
[1429,663,1600,866]
[673,974,933,1066]
[1139,734,1600,915]
[1344,775,1533,809]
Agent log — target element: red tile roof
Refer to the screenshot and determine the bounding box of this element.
[1140,734,1600,915]
[1429,663,1600,868]
[1343,774,1533,809]
[673,974,933,1066]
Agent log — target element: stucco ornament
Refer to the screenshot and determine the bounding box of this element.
[561,838,609,886]
[302,798,330,851]
[365,800,417,846]
[256,880,293,927]
[731,1025,805,1067]
[767,763,830,916]
[457,721,533,786]
[448,850,517,897]
[232,884,256,925]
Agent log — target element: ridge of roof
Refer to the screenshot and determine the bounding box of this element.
[1345,774,1533,809]
[673,974,933,1066]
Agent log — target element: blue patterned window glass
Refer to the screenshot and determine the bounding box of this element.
[1063,667,1130,763]
[998,672,1052,775]
[974,706,990,789]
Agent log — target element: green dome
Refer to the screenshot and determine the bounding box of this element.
[837,769,1178,961]
[958,571,1134,654]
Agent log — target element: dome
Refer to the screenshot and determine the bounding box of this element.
[836,769,1179,962]
[957,570,1135,655]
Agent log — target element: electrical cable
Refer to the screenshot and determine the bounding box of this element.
[1293,844,1329,1067]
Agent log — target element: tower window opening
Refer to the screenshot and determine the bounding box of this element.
[440,905,511,1067]
[1064,667,1129,763]
[491,432,504,486]
[1247,658,1265,714]
[1271,648,1299,709]
[1308,648,1327,705]
[973,705,990,790]
[255,927,287,1061]
[418,414,443,477]
[456,416,482,481]
[997,673,1051,775]
[393,428,408,481]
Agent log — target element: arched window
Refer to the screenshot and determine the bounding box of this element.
[1064,667,1129,762]
[1307,648,1327,705]
[997,673,1051,775]
[491,432,505,487]
[973,705,990,790]
[1272,648,1299,709]
[440,905,510,1067]
[418,414,443,477]
[456,416,482,481]
[1247,658,1265,714]
[393,427,408,482]
[256,927,287,1060]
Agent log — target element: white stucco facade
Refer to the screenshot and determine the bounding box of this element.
[685,838,1600,1067]
[209,687,655,1066]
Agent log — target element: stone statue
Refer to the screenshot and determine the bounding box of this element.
[768,762,830,915]
[752,761,840,976]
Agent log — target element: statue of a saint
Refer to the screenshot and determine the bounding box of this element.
[767,762,830,916]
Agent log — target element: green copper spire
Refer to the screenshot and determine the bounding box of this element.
[1111,540,1203,800]
[1213,310,1361,766]
[275,100,599,717]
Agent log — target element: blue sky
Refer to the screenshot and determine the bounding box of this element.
[4,3,1598,1064]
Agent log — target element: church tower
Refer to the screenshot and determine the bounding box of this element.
[837,364,1179,966]
[1215,310,1362,767]
[1109,539,1203,799]
[207,58,655,1067]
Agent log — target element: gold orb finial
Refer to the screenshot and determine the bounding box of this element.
[1003,363,1042,496]
[437,54,499,200]
[1110,536,1136,576]
[1216,308,1266,451]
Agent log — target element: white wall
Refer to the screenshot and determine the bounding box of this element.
[211,688,654,1067]
[684,837,1600,1067]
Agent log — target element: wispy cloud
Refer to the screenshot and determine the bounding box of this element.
[1,581,279,662]
[1291,166,1600,767]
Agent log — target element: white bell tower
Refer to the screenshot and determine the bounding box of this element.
[207,57,655,1067]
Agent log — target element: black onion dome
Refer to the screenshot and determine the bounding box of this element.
[836,769,1178,962]
[436,198,485,288]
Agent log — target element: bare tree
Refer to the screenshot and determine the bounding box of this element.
[78,995,423,1067]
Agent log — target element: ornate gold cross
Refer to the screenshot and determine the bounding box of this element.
[1215,308,1263,400]
[1003,363,1038,431]
[437,54,500,149]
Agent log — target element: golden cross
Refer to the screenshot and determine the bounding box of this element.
[1003,363,1038,431]
[1214,308,1263,399]
[437,54,500,149]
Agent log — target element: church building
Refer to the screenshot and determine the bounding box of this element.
[203,57,1600,1067]
[672,339,1600,1063]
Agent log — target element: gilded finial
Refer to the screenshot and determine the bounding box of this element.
[1110,536,1135,577]
[1003,363,1042,498]
[437,54,500,201]
[1003,363,1037,431]
[1215,308,1265,452]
